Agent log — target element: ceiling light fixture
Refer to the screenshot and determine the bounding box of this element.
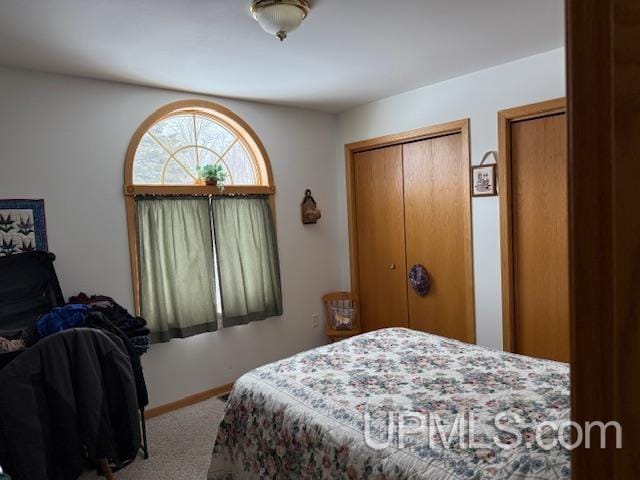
[250,0,311,42]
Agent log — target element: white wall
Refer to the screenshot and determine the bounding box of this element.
[0,67,342,407]
[0,49,566,404]
[336,48,566,350]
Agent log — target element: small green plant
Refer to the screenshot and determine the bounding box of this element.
[196,163,227,189]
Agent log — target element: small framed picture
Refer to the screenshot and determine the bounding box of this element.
[471,164,497,197]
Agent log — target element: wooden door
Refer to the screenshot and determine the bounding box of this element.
[403,134,475,342]
[353,146,409,331]
[510,113,569,362]
[568,0,640,474]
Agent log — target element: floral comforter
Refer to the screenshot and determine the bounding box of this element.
[210,328,570,480]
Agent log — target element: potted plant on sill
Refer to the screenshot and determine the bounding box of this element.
[195,164,227,191]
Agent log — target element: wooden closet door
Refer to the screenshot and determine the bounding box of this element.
[511,113,569,362]
[403,134,475,343]
[353,146,409,331]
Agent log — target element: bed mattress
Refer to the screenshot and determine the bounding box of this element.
[210,328,570,479]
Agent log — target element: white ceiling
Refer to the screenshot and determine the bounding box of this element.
[0,0,564,113]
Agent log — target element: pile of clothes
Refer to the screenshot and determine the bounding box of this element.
[0,328,142,480]
[0,292,152,479]
[33,293,151,408]
[0,293,150,356]
[67,293,150,355]
[0,252,152,479]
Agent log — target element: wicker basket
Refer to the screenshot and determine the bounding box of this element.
[322,292,361,342]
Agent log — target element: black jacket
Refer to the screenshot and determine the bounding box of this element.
[0,328,141,480]
[84,311,149,408]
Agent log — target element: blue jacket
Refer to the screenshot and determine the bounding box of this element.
[36,304,88,337]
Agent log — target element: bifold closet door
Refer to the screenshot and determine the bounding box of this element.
[353,146,409,331]
[510,113,569,362]
[403,134,475,343]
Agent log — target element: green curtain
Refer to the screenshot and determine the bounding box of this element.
[211,196,283,327]
[136,197,217,343]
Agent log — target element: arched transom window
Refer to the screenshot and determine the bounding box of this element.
[125,99,274,192]
[133,112,260,185]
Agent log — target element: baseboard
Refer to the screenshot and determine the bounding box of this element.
[145,382,234,419]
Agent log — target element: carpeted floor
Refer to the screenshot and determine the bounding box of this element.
[79,397,226,480]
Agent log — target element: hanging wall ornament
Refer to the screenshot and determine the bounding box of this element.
[301,189,322,225]
[471,151,498,197]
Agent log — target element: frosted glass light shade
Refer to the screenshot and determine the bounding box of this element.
[251,1,309,41]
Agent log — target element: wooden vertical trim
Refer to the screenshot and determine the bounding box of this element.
[401,143,411,333]
[568,0,640,477]
[344,119,476,342]
[125,195,141,316]
[498,112,514,352]
[345,145,360,296]
[497,98,566,352]
[459,120,476,343]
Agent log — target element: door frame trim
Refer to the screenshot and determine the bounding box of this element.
[498,98,567,352]
[344,119,476,343]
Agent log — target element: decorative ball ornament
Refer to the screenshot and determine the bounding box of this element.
[409,264,431,296]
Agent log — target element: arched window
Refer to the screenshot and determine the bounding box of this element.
[125,99,274,194]
[124,101,280,336]
[133,112,259,185]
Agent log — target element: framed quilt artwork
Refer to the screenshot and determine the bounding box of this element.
[0,199,48,256]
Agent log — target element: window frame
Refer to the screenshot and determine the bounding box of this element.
[124,99,276,315]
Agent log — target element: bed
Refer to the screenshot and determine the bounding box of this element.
[210,328,570,479]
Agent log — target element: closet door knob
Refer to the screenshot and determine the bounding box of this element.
[389,264,397,270]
